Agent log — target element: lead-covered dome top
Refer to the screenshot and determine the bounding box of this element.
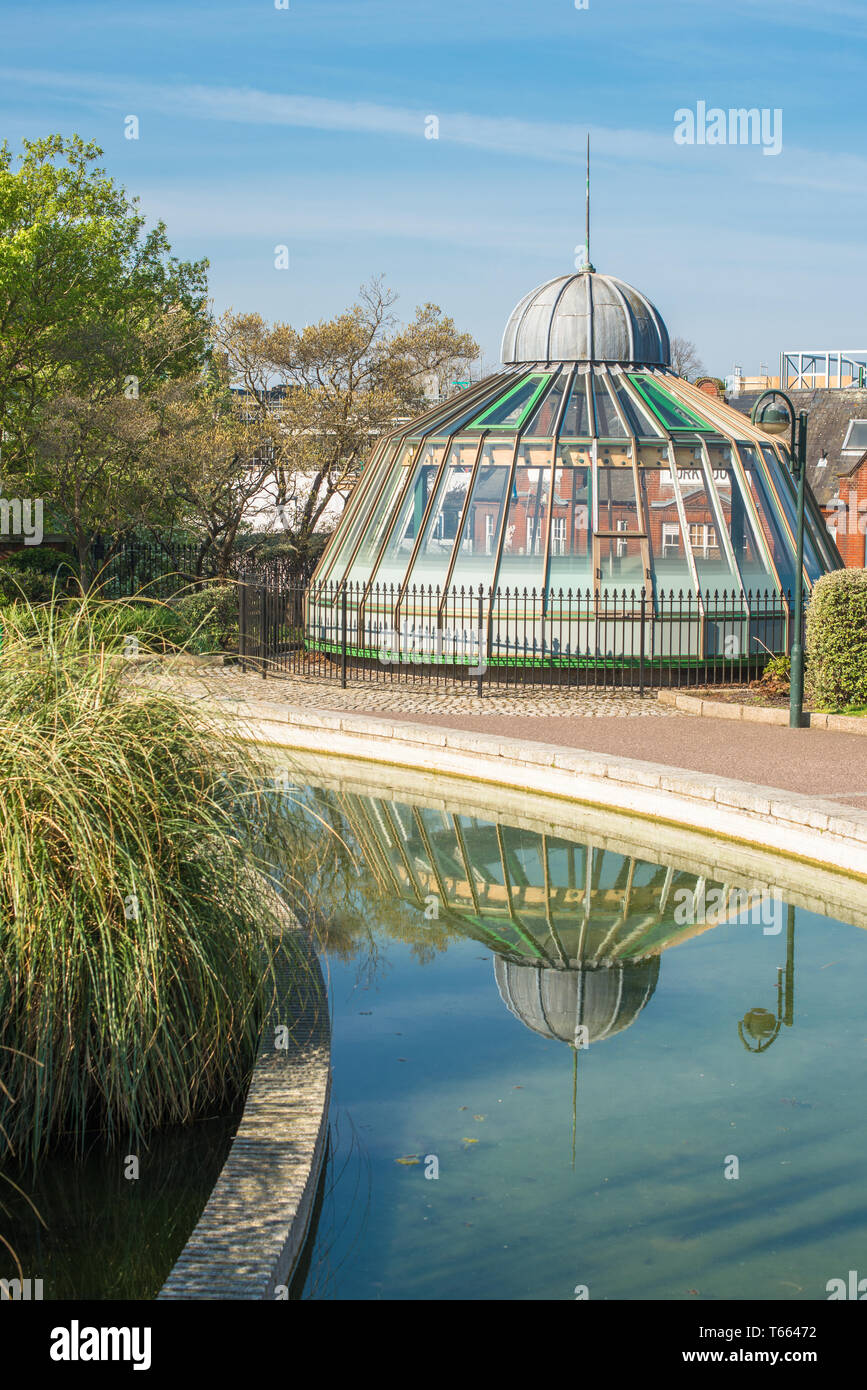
[501,268,670,367]
[494,957,660,1047]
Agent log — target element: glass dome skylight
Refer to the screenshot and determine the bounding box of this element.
[309,264,841,672]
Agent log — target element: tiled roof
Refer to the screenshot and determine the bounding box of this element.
[729,389,867,505]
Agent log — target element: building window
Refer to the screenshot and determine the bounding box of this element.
[688,523,719,556]
[842,420,867,455]
[661,522,681,556]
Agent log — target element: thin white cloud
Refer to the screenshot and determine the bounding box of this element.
[3,66,867,199]
[0,66,671,166]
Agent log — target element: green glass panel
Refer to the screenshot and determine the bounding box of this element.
[629,375,713,433]
[468,374,551,431]
[521,370,569,436]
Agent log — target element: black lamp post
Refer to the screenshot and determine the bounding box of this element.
[750,390,808,729]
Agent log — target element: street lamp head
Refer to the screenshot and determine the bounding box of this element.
[742,1007,778,1040]
[754,399,791,436]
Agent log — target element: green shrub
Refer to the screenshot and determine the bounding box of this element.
[0,592,310,1165]
[752,651,790,696]
[806,569,867,710]
[0,548,77,606]
[169,582,238,652]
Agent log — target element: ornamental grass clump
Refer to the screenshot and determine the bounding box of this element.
[806,569,867,711]
[0,593,295,1166]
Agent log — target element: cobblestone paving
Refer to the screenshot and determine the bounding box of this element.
[164,664,684,718]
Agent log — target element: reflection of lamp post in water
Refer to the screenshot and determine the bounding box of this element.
[738,904,796,1053]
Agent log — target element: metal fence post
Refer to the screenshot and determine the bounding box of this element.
[639,590,646,697]
[239,577,247,673]
[260,584,267,679]
[477,588,484,698]
[340,584,348,689]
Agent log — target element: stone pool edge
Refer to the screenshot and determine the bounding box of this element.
[218,700,867,881]
[158,921,331,1301]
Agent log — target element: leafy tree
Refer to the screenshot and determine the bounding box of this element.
[213,279,479,572]
[0,134,209,579]
[143,371,275,579]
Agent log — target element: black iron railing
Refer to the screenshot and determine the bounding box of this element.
[89,539,303,599]
[239,578,798,694]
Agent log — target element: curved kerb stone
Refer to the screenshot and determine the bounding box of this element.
[158,925,331,1301]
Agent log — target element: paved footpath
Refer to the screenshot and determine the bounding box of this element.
[165,667,867,810]
[356,710,867,808]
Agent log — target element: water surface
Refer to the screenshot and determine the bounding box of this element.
[286,769,867,1302]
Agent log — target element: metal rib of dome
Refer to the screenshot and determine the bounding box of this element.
[501,269,671,366]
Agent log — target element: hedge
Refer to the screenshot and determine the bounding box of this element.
[806,568,867,710]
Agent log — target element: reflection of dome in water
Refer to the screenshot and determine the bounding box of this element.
[502,270,670,366]
[495,956,660,1045]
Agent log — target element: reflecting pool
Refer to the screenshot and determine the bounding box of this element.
[281,759,867,1302]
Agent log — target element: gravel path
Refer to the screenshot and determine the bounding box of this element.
[170,665,681,718]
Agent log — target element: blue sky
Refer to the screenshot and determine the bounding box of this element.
[2,0,866,375]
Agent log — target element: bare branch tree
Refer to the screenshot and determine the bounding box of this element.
[669,336,706,382]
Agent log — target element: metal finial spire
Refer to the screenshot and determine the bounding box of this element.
[584,134,596,273]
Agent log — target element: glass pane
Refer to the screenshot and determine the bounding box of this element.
[737,445,795,592]
[629,374,711,432]
[759,445,822,583]
[318,439,400,584]
[436,375,520,433]
[596,463,641,533]
[448,441,515,592]
[343,440,416,586]
[522,370,570,436]
[494,443,554,592]
[844,420,867,451]
[405,441,479,588]
[548,445,592,592]
[597,533,646,596]
[639,459,692,595]
[593,375,628,438]
[470,374,551,430]
[704,444,771,593]
[368,442,446,587]
[672,446,738,592]
[559,371,591,438]
[610,375,664,438]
